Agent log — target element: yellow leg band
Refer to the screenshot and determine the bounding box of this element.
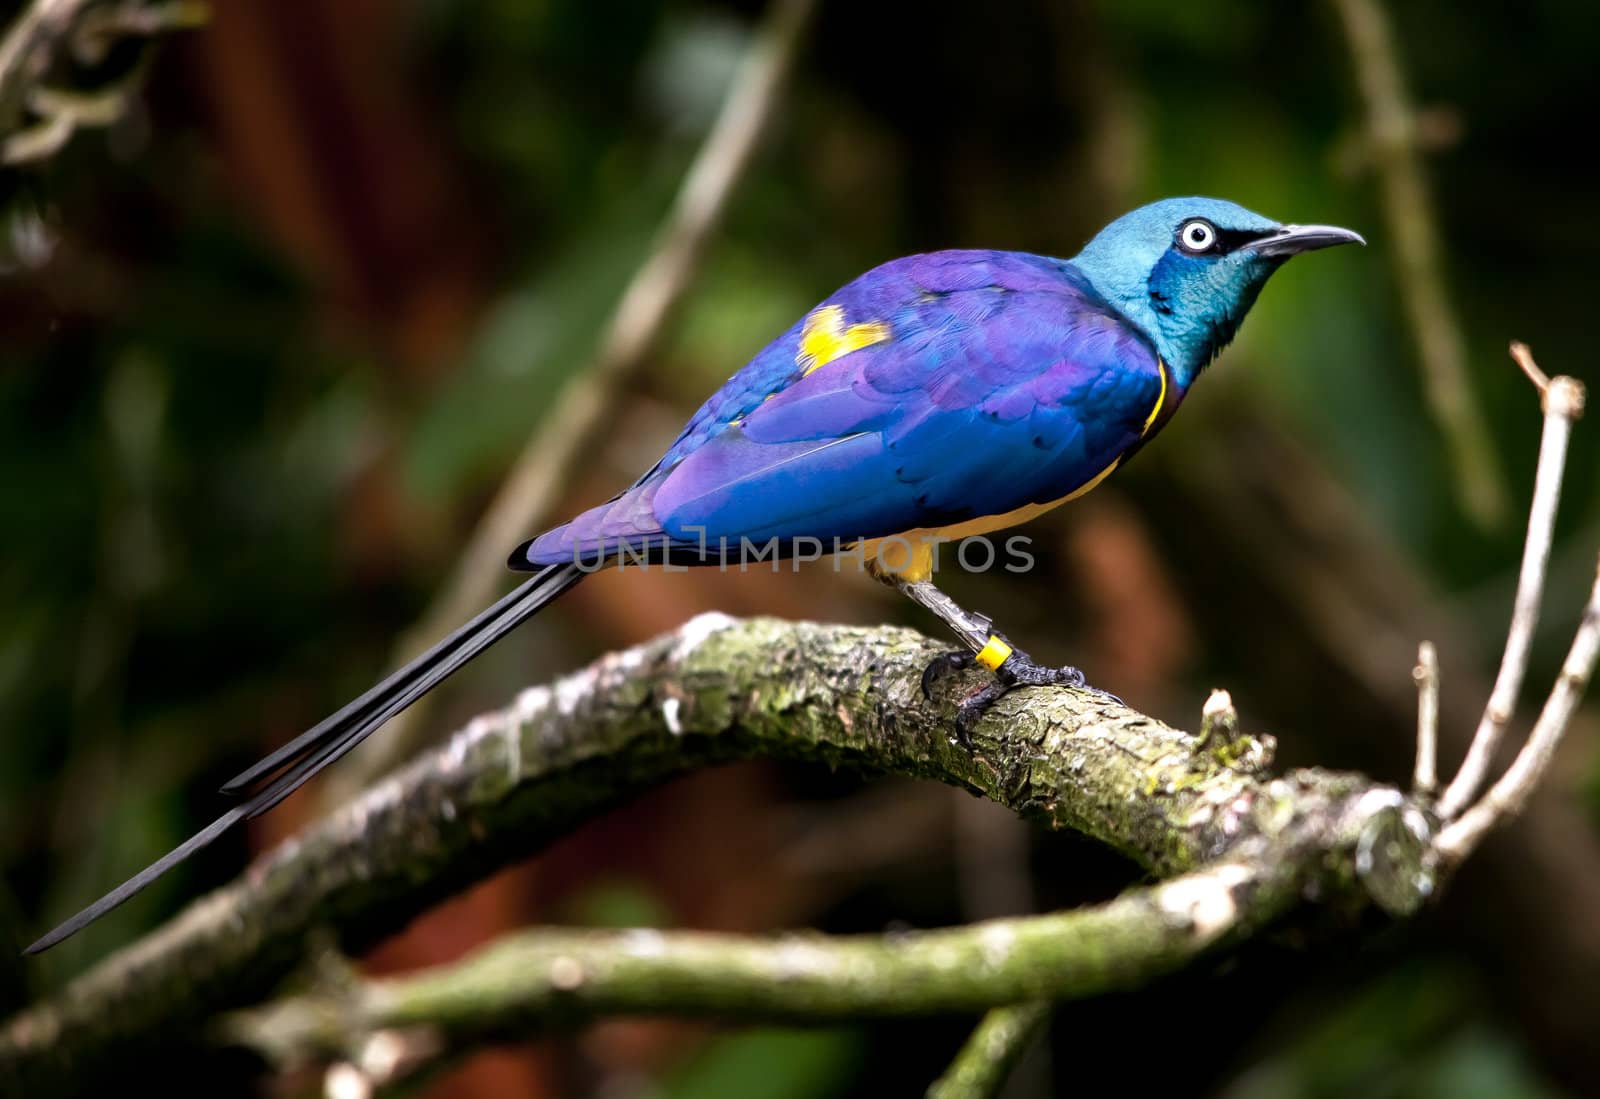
[975,636,1013,672]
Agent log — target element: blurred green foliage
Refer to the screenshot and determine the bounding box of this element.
[662,1029,863,1099]
[1222,960,1563,1099]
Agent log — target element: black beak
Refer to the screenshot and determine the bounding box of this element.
[1249,223,1366,258]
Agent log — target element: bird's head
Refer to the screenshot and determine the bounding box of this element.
[1072,197,1364,385]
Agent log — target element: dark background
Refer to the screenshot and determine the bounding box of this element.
[3,1,1598,1095]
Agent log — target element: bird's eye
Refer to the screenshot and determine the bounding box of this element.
[1178,219,1218,254]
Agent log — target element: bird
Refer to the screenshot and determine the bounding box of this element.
[25,197,1362,954]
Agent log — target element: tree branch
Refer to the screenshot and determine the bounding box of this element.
[1438,352,1585,817]
[1412,641,1440,794]
[1434,556,1600,863]
[8,344,1590,1096]
[2,614,1421,1094]
[0,0,204,164]
[925,1003,1052,1099]
[223,868,1246,1084]
[0,0,91,128]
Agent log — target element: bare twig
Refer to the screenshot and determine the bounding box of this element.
[1199,688,1239,749]
[72,1,205,63]
[324,0,819,801]
[1158,360,1600,1068]
[1412,641,1439,794]
[0,0,203,159]
[4,82,123,162]
[1330,0,1508,528]
[1511,339,1551,391]
[1427,349,1595,858]
[926,1002,1052,1099]
[0,0,88,126]
[1434,557,1600,862]
[1438,352,1585,818]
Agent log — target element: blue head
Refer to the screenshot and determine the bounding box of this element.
[1071,197,1363,386]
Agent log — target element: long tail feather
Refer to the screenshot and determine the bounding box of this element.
[24,563,584,954]
[22,809,247,955]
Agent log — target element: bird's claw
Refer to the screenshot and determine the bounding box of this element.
[952,677,1010,750]
[920,650,974,700]
[921,644,1123,751]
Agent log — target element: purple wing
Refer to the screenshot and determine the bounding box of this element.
[519,251,1165,565]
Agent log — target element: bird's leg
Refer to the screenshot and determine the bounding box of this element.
[871,567,1119,748]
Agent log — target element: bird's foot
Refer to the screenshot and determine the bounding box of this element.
[921,642,1121,750]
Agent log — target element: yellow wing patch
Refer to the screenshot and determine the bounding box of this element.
[797,305,890,376]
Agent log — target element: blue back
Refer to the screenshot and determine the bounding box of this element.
[523,249,1166,563]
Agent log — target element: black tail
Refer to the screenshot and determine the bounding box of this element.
[24,563,585,954]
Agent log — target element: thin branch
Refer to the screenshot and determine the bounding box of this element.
[324,0,820,804]
[1,615,1423,1095]
[223,867,1255,1070]
[0,0,88,127]
[0,0,203,156]
[1412,641,1439,794]
[1428,353,1595,859]
[1162,370,1600,1050]
[1510,339,1550,391]
[4,82,124,163]
[1438,355,1585,818]
[72,1,206,62]
[1434,555,1600,862]
[1329,0,1509,528]
[926,1002,1052,1099]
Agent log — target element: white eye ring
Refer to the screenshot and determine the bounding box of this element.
[1179,219,1217,253]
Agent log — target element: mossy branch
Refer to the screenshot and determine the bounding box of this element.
[926,1002,1053,1099]
[2,613,1425,1094]
[224,865,1256,1081]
